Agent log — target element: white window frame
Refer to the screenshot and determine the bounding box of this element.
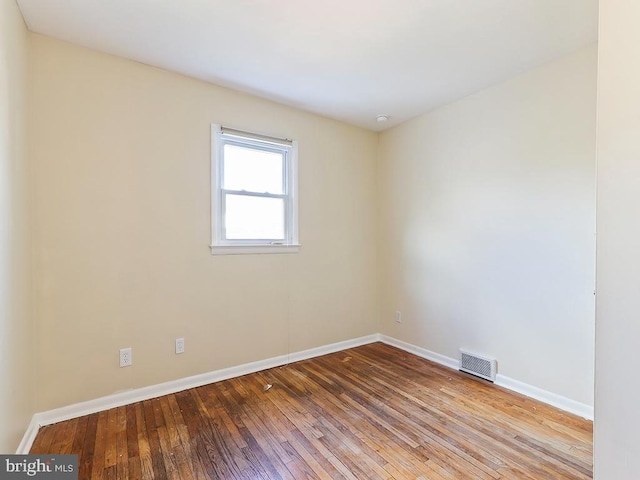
[210,124,300,255]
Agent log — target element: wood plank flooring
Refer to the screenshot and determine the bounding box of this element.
[30,343,593,479]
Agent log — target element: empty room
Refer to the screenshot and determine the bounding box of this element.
[2,0,640,478]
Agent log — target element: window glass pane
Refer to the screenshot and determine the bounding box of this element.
[225,194,285,240]
[223,144,284,194]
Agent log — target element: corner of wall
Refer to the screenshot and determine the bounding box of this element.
[0,0,37,453]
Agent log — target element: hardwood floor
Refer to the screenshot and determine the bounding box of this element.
[30,343,593,479]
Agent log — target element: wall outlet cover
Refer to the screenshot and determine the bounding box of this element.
[119,347,132,367]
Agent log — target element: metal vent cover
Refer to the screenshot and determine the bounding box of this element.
[459,349,497,382]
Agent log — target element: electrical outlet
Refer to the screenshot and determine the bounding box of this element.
[119,347,132,367]
[395,311,402,323]
[175,337,185,354]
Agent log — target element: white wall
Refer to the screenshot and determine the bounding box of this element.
[378,46,597,406]
[594,1,640,477]
[29,35,379,411]
[0,0,35,452]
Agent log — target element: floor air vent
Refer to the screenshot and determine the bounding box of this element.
[459,350,497,382]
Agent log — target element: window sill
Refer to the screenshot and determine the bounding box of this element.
[210,244,301,255]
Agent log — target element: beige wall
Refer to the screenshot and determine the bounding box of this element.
[29,34,379,411]
[0,0,35,452]
[595,1,640,477]
[378,46,597,405]
[15,18,598,436]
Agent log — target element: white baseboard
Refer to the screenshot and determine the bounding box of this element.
[15,416,40,454]
[379,334,594,421]
[379,335,459,370]
[17,333,379,453]
[494,374,594,420]
[18,332,593,453]
[286,334,379,364]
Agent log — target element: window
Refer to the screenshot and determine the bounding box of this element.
[211,124,299,254]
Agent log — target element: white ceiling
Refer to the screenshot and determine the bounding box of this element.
[16,0,598,131]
